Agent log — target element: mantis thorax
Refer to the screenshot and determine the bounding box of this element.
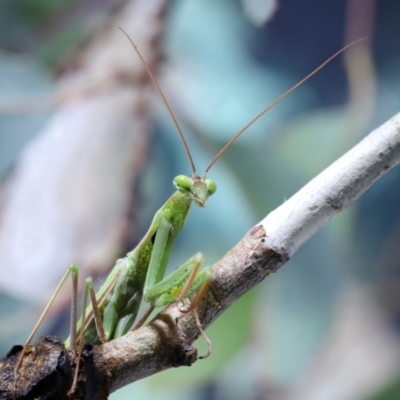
[173,174,216,207]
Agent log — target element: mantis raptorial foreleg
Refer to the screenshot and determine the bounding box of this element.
[144,253,208,307]
[130,252,212,355]
[131,252,211,333]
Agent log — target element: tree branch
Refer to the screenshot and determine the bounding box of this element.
[2,113,400,399]
[97,112,400,393]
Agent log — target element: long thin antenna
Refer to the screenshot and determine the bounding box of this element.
[118,27,197,174]
[205,38,366,174]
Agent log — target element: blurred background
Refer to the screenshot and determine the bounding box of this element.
[0,0,400,399]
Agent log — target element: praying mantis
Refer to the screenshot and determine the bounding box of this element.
[8,27,364,397]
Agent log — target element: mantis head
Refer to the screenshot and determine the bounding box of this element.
[173,174,217,207]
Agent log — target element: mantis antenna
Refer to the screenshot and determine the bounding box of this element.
[205,38,366,173]
[119,27,364,176]
[118,27,197,175]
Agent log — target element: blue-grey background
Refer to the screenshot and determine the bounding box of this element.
[0,1,399,399]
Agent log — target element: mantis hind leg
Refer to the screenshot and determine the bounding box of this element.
[69,275,110,395]
[69,275,92,396]
[14,264,79,397]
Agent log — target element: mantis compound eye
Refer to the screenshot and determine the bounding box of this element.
[206,179,217,196]
[173,175,192,192]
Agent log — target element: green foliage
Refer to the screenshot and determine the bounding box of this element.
[17,0,77,24]
[366,375,400,400]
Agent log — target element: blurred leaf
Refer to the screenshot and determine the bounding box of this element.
[17,0,77,24]
[39,23,89,68]
[366,373,400,400]
[276,106,360,177]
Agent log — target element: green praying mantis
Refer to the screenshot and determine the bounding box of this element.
[11,28,364,397]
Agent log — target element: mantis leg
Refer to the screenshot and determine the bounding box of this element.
[69,276,108,395]
[132,260,211,330]
[176,264,212,359]
[174,261,212,359]
[144,251,212,358]
[69,275,91,396]
[98,252,139,341]
[124,218,179,332]
[193,309,212,359]
[104,217,176,340]
[174,265,212,358]
[14,264,116,397]
[14,264,79,395]
[144,252,209,307]
[85,278,107,344]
